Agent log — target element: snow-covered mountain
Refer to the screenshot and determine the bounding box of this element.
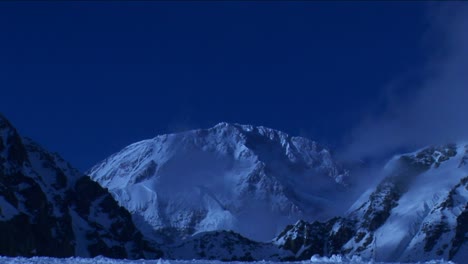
[0,114,160,258]
[89,122,349,241]
[273,144,468,262]
[3,113,464,262]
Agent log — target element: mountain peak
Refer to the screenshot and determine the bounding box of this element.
[0,114,28,166]
[89,124,349,241]
[0,113,15,133]
[211,122,288,137]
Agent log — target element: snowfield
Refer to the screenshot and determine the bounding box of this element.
[0,256,455,264]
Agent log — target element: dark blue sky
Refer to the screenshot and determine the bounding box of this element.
[1,2,429,171]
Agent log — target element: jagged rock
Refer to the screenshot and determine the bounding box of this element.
[0,114,161,259]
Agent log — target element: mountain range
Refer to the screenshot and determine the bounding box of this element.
[0,114,466,262]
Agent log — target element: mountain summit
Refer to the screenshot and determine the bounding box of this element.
[89,122,349,241]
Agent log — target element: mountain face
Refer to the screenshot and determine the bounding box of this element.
[89,123,349,241]
[0,115,160,258]
[273,144,468,262]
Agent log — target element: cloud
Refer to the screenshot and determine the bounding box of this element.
[340,3,468,161]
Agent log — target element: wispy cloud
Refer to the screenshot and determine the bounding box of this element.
[340,3,468,161]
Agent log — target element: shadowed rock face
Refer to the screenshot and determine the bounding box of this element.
[418,176,468,260]
[0,114,161,259]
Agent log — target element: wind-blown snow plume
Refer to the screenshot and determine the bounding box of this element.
[341,3,468,161]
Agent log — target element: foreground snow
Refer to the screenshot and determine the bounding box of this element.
[0,256,455,264]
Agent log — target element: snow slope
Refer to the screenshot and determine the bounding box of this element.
[89,123,349,241]
[345,144,468,262]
